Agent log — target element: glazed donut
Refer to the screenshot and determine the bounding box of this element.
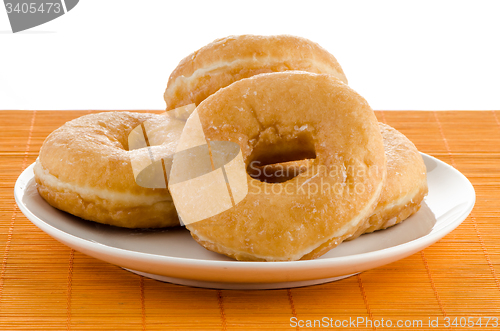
[164,34,347,110]
[347,123,428,239]
[34,111,183,228]
[166,35,427,244]
[260,123,428,239]
[184,71,386,261]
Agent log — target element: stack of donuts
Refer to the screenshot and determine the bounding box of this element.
[34,35,428,261]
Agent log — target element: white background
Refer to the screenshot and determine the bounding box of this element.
[0,0,499,111]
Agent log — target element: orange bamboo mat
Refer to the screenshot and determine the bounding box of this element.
[0,110,499,330]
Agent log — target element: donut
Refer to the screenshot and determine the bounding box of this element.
[165,35,427,244]
[164,34,347,110]
[259,123,428,239]
[34,111,183,228]
[347,123,428,239]
[182,71,386,261]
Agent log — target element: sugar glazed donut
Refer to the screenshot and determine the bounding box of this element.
[34,112,183,228]
[164,34,347,110]
[347,123,428,239]
[165,35,428,244]
[184,72,386,261]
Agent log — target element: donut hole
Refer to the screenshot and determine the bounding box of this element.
[247,132,316,183]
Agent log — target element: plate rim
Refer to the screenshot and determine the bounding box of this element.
[14,153,475,275]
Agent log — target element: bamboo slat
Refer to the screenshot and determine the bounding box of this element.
[0,110,499,330]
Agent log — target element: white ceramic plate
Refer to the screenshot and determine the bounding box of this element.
[15,154,475,289]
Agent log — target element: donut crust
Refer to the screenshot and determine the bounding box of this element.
[347,123,428,239]
[164,35,347,110]
[184,72,386,261]
[35,112,182,228]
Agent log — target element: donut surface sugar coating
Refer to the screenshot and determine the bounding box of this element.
[184,71,386,261]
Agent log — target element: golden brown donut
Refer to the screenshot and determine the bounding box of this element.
[164,35,427,242]
[34,111,183,228]
[184,71,386,261]
[164,34,347,110]
[347,123,428,239]
[259,123,428,239]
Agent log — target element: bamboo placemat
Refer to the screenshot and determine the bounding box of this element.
[0,110,499,330]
